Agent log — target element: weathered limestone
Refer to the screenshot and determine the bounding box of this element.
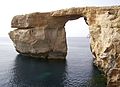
[9,13,68,59]
[9,6,120,86]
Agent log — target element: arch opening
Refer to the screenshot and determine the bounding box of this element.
[64,17,107,86]
[65,17,89,37]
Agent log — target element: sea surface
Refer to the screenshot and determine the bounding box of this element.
[0,37,106,87]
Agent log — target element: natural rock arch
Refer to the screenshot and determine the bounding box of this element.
[9,6,120,86]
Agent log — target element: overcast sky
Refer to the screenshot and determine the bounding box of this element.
[0,0,119,37]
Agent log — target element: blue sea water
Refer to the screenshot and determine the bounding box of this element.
[0,37,106,87]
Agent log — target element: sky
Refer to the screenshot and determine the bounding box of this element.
[0,0,119,37]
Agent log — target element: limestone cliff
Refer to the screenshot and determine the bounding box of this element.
[9,13,68,59]
[9,6,120,86]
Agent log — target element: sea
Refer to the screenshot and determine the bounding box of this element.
[0,37,106,87]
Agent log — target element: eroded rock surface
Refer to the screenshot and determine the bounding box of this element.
[9,13,68,59]
[9,6,120,86]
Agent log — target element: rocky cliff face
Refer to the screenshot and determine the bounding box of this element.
[9,6,120,86]
[9,13,68,59]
